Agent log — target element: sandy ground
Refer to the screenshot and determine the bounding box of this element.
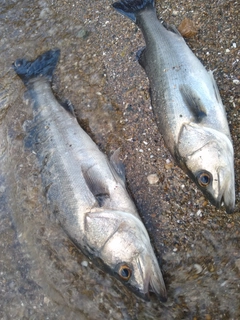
[0,0,239,319]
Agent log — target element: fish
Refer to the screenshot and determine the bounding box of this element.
[13,49,167,302]
[112,0,235,213]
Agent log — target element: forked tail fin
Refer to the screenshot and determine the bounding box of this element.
[112,0,155,22]
[13,49,60,86]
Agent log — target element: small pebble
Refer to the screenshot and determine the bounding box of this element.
[39,8,52,19]
[147,174,159,185]
[196,210,202,217]
[165,162,174,170]
[150,213,157,218]
[193,263,203,274]
[220,281,228,287]
[233,79,239,85]
[44,296,51,305]
[76,28,89,39]
[178,17,198,38]
[202,200,208,207]
[81,260,88,267]
[227,222,234,228]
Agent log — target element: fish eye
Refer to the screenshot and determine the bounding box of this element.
[197,171,212,187]
[118,264,132,281]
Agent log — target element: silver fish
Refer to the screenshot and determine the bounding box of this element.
[113,0,235,213]
[13,49,167,302]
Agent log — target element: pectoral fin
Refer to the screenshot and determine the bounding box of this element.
[82,165,110,207]
[179,84,207,122]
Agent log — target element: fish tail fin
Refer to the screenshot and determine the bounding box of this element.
[112,0,155,22]
[13,49,60,86]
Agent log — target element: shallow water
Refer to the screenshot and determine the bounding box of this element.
[0,0,240,319]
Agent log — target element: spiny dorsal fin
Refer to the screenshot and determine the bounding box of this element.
[208,70,223,105]
[110,148,126,183]
[162,21,182,37]
[60,99,76,117]
[179,84,207,122]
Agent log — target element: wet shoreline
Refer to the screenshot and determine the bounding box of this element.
[0,0,239,319]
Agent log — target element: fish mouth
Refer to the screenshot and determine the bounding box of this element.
[216,170,235,214]
[200,190,235,214]
[225,203,235,214]
[134,289,151,302]
[215,194,235,214]
[132,280,167,302]
[203,169,235,214]
[199,183,235,214]
[149,281,168,302]
[135,257,167,302]
[144,267,167,302]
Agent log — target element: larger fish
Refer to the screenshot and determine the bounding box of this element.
[13,49,167,301]
[113,0,235,213]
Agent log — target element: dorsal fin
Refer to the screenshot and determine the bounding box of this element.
[162,21,183,37]
[208,70,223,105]
[60,99,76,116]
[179,84,207,122]
[110,148,126,183]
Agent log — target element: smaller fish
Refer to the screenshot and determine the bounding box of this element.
[113,0,235,213]
[13,49,167,302]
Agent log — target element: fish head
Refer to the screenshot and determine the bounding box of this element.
[84,210,167,302]
[177,123,235,213]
